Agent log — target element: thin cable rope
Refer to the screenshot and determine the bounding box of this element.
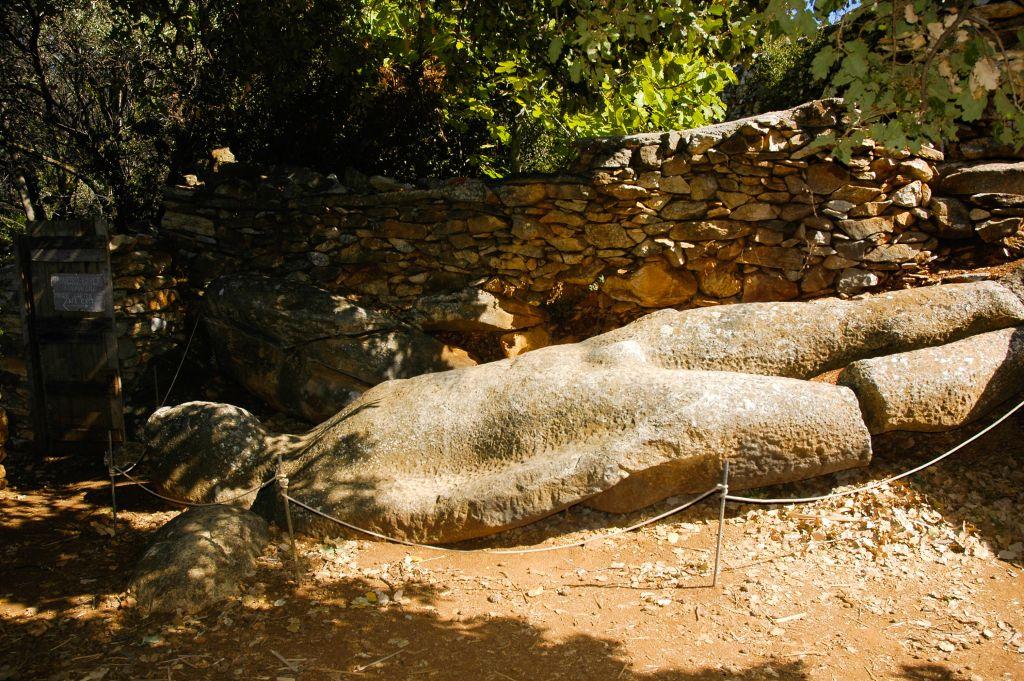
[160,314,201,408]
[283,486,722,555]
[726,393,1024,505]
[112,465,275,507]
[110,449,146,476]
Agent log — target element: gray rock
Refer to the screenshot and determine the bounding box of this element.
[839,327,1024,433]
[976,217,1022,243]
[146,401,287,506]
[408,288,546,332]
[939,162,1024,196]
[588,278,1024,379]
[130,506,269,615]
[205,275,475,422]
[928,196,974,239]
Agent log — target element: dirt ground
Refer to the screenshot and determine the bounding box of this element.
[2,398,1023,681]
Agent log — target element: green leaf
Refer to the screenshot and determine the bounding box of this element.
[547,37,563,64]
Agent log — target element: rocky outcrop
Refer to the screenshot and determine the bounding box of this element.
[130,505,269,615]
[839,326,1024,433]
[204,275,475,422]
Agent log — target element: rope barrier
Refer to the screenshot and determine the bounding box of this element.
[725,393,1024,506]
[283,487,722,555]
[160,314,201,408]
[112,465,276,507]
[106,384,1024,567]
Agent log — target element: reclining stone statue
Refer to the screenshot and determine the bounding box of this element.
[147,269,1024,544]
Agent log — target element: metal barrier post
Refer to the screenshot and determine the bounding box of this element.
[277,452,301,580]
[712,460,729,587]
[107,431,118,532]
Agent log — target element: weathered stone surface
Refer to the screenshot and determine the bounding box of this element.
[742,271,799,302]
[161,211,214,237]
[205,275,475,422]
[584,223,634,248]
[891,180,924,208]
[590,278,1024,379]
[660,200,707,220]
[660,176,691,194]
[976,217,1022,243]
[410,288,546,332]
[669,220,751,241]
[146,401,286,506]
[838,216,893,239]
[148,273,1024,544]
[806,164,851,194]
[603,260,697,307]
[939,162,1024,196]
[696,261,743,298]
[500,326,552,358]
[130,506,269,615]
[243,352,872,541]
[836,268,880,295]
[898,158,935,182]
[495,183,548,206]
[735,246,805,270]
[839,327,1024,433]
[688,176,719,201]
[731,202,780,221]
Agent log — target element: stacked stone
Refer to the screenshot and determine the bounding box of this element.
[161,100,968,331]
[108,234,187,413]
[572,99,946,303]
[930,163,1024,245]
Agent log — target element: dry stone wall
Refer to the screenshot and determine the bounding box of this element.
[161,100,1002,346]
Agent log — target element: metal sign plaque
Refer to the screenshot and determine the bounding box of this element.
[50,273,108,312]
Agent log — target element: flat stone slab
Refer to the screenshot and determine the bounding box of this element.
[938,162,1024,196]
[130,506,269,615]
[838,327,1024,433]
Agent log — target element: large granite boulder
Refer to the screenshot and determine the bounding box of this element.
[130,505,269,615]
[589,279,1024,379]
[204,275,475,422]
[838,326,1024,433]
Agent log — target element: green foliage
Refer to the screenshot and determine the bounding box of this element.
[763,0,1024,159]
[4,0,1021,230]
[353,1,759,175]
[724,34,828,119]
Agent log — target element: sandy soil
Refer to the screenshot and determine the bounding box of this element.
[2,399,1023,681]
